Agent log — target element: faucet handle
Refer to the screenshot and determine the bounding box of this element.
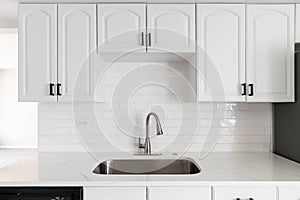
[138,137,145,149]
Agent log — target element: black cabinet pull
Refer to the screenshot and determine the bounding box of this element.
[148,33,151,47]
[241,83,246,96]
[236,198,241,200]
[249,198,254,200]
[141,32,145,46]
[57,83,62,96]
[50,83,55,96]
[248,83,254,96]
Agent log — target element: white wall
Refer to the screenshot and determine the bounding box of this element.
[0,0,18,28]
[0,69,37,148]
[38,62,272,152]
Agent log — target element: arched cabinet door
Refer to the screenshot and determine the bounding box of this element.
[98,4,146,53]
[197,4,246,102]
[246,5,295,102]
[19,4,57,102]
[147,4,195,53]
[58,4,96,102]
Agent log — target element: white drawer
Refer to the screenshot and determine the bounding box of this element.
[84,187,146,200]
[278,186,300,200]
[148,186,211,200]
[213,186,276,200]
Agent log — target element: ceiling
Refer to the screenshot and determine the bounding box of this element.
[0,0,18,28]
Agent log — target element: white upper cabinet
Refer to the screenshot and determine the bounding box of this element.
[58,4,96,102]
[19,4,57,102]
[98,4,146,53]
[296,5,300,42]
[18,3,296,103]
[246,4,295,102]
[97,4,195,53]
[147,4,195,53]
[197,4,245,102]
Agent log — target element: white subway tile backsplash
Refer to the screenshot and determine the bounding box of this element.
[38,128,71,136]
[38,62,272,153]
[38,102,272,153]
[39,111,70,119]
[232,127,266,135]
[252,119,272,128]
[38,144,69,152]
[39,120,76,128]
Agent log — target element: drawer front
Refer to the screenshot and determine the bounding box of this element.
[84,187,146,200]
[279,186,300,200]
[148,187,211,200]
[214,187,276,200]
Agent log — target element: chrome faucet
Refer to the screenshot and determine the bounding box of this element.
[138,112,164,154]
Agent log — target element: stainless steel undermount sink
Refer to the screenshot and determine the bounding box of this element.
[93,158,201,175]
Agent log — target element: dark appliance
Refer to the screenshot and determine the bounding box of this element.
[274,43,300,163]
[0,187,82,200]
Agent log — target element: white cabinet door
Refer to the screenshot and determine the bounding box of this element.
[148,187,211,200]
[214,186,277,200]
[19,4,57,102]
[58,4,96,102]
[279,187,300,200]
[84,187,146,200]
[147,4,195,53]
[246,5,294,102]
[98,4,146,53]
[197,4,246,102]
[296,5,300,42]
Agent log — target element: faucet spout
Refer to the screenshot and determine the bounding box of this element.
[138,112,164,154]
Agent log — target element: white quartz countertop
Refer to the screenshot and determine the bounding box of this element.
[1,150,300,186]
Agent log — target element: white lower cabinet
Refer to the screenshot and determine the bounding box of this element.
[84,187,146,200]
[278,187,300,200]
[213,187,277,200]
[84,186,300,200]
[84,186,210,200]
[148,186,211,200]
